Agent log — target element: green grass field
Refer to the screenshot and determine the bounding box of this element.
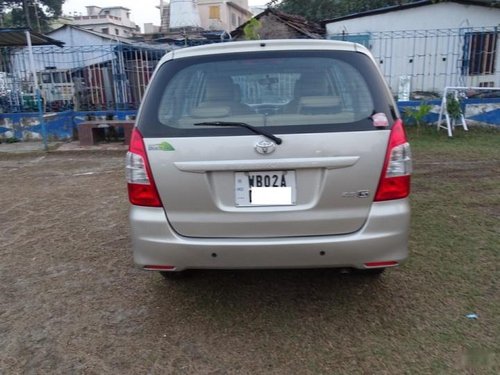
[0,125,498,373]
[156,126,500,373]
[403,126,499,373]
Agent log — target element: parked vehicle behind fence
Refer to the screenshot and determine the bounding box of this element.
[126,39,412,278]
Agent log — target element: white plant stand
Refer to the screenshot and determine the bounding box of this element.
[438,86,500,137]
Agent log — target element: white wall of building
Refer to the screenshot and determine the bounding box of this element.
[73,6,137,37]
[326,2,500,34]
[12,27,122,73]
[169,0,202,28]
[326,2,500,94]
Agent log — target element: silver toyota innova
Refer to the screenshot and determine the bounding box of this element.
[126,40,412,277]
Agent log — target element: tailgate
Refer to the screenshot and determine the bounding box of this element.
[145,130,388,238]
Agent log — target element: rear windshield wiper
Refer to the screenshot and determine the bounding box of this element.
[194,121,283,145]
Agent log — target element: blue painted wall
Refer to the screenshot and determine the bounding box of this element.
[0,110,137,141]
[398,98,500,127]
[0,100,498,141]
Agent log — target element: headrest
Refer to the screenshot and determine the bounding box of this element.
[191,105,231,118]
[294,73,330,96]
[299,96,341,108]
[204,76,235,102]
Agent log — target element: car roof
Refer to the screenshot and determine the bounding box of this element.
[161,39,371,64]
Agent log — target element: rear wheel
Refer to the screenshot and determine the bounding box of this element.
[160,271,189,280]
[356,268,386,276]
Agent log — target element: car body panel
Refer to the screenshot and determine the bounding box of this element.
[128,39,411,272]
[130,199,410,270]
[145,130,388,238]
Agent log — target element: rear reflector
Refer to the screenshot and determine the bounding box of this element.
[364,261,399,268]
[143,265,176,271]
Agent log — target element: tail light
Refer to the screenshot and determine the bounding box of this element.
[126,128,162,207]
[374,119,412,201]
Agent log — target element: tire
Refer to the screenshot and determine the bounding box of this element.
[356,268,386,276]
[160,271,189,280]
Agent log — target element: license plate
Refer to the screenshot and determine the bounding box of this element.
[235,171,296,206]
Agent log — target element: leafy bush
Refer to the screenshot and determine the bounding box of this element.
[6,137,20,144]
[403,102,432,135]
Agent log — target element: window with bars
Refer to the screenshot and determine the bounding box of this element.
[462,31,498,75]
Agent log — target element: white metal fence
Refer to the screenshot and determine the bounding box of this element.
[1,26,499,114]
[0,44,165,113]
[329,26,499,98]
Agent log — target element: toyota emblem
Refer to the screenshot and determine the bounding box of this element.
[255,140,276,155]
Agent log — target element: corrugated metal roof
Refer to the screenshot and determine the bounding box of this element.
[231,8,325,40]
[0,28,64,47]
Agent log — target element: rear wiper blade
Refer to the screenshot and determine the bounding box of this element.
[194,121,283,145]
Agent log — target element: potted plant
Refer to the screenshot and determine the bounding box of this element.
[446,93,463,125]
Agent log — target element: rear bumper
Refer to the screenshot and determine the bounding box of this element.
[129,199,410,271]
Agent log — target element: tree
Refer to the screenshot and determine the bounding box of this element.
[243,18,262,40]
[1,0,64,32]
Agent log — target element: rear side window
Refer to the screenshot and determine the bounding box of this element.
[139,50,394,137]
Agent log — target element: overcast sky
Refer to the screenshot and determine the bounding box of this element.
[62,1,272,32]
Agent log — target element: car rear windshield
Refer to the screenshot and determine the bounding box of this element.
[138,50,395,137]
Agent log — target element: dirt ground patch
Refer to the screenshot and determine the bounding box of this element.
[0,150,498,374]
